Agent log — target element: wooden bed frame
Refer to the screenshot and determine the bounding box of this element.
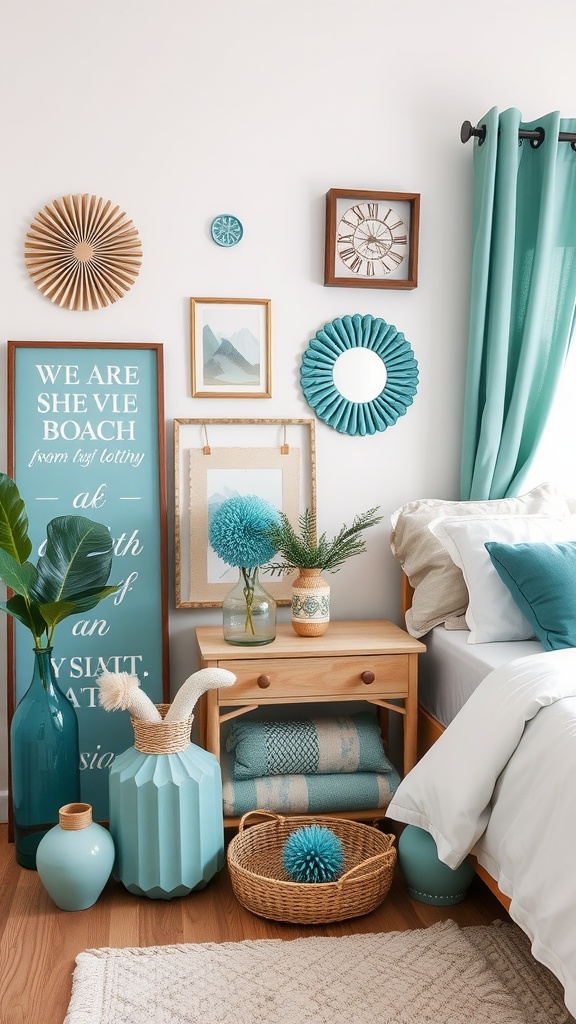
[401,574,511,910]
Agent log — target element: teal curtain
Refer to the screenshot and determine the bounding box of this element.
[460,107,576,499]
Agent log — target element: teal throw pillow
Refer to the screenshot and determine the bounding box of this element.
[485,540,576,651]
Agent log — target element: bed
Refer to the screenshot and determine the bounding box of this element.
[386,483,576,1016]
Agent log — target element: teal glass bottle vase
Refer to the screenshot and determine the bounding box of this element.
[10,647,81,869]
[36,802,115,911]
[108,705,225,899]
[223,567,276,646]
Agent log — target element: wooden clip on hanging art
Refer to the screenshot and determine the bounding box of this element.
[202,424,211,456]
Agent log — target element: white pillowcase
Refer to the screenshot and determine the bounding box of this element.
[429,514,576,643]
[389,482,571,638]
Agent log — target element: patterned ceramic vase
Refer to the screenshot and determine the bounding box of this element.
[36,802,114,911]
[291,568,331,636]
[108,705,225,899]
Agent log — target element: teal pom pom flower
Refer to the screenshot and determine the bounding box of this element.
[282,825,345,883]
[209,495,279,569]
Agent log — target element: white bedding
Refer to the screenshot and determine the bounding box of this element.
[388,648,576,1016]
[419,625,543,726]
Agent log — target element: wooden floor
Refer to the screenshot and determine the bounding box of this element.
[0,822,509,1024]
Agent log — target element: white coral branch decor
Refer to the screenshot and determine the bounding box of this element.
[97,671,162,722]
[164,668,237,723]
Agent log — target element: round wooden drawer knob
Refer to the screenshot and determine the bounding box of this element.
[257,674,271,689]
[361,670,375,685]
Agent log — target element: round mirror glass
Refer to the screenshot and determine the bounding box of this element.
[332,348,387,403]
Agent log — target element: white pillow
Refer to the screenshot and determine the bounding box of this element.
[389,482,571,638]
[429,514,576,643]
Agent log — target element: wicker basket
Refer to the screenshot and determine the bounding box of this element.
[227,810,396,924]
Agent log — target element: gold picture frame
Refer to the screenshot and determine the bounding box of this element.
[190,297,272,397]
[174,418,316,607]
[324,188,420,289]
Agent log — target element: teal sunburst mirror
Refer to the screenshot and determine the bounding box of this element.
[300,314,419,436]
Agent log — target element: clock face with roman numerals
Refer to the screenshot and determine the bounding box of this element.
[336,202,408,277]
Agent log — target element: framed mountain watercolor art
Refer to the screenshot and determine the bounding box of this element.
[190,297,272,397]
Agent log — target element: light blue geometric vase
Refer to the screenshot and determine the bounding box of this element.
[108,707,224,900]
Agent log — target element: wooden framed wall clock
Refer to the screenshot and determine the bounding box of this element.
[324,188,420,289]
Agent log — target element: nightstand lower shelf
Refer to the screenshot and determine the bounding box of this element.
[195,620,425,826]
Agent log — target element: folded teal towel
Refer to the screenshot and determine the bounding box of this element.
[221,748,400,817]
[226,712,392,780]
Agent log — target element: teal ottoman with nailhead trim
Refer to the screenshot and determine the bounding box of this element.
[398,825,475,906]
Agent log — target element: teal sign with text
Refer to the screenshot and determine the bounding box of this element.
[8,342,169,820]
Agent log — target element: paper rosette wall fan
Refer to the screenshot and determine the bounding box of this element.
[24,193,143,311]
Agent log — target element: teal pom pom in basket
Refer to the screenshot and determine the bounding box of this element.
[282,824,345,883]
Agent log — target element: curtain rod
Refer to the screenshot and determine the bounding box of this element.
[461,120,576,150]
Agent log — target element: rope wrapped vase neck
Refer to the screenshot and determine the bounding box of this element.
[97,667,237,753]
[131,704,193,754]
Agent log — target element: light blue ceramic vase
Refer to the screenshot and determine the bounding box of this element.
[398,824,475,906]
[36,802,115,911]
[108,708,225,900]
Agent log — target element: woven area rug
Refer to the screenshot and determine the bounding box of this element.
[64,919,571,1024]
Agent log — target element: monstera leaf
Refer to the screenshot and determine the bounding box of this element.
[39,585,119,630]
[2,593,48,638]
[31,516,114,603]
[0,474,32,564]
[0,473,118,647]
[0,550,35,596]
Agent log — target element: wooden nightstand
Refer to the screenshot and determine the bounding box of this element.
[195,620,425,824]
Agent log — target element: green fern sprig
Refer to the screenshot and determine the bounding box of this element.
[264,506,382,575]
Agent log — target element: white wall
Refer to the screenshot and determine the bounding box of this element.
[1,0,574,818]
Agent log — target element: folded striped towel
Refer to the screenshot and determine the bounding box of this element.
[226,712,393,780]
[221,748,400,817]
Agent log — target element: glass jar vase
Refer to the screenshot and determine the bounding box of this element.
[223,567,276,646]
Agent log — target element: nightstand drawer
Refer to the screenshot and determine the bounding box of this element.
[197,620,424,782]
[218,654,410,701]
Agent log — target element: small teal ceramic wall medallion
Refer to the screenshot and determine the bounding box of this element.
[210,214,243,247]
[300,313,419,436]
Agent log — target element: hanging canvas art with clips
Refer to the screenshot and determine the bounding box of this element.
[174,418,316,607]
